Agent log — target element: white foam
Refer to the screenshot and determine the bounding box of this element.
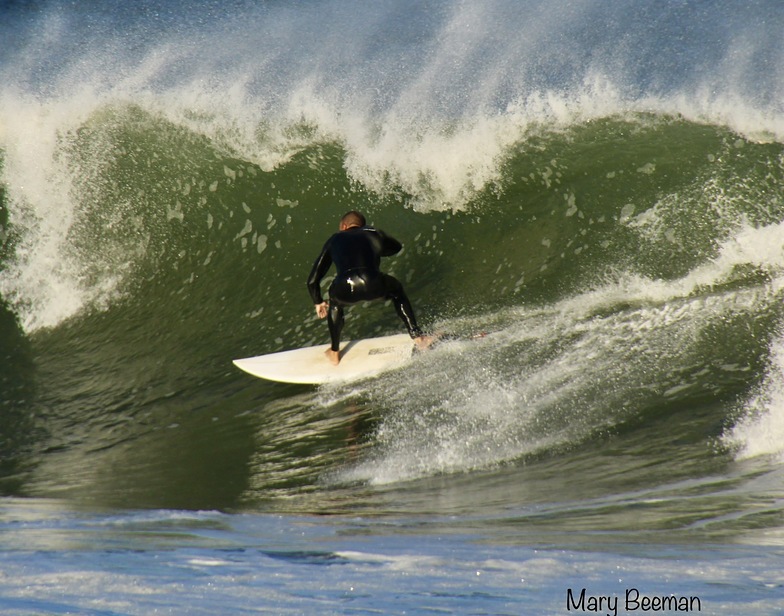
[725,336,784,461]
[0,93,98,331]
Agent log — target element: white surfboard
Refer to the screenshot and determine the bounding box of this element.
[233,333,416,385]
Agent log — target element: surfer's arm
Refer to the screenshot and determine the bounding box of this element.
[307,239,333,304]
[373,228,402,257]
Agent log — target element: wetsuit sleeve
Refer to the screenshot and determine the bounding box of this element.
[307,238,333,304]
[375,229,402,257]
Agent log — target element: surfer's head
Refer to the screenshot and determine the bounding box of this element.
[340,211,366,230]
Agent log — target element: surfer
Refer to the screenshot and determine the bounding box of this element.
[307,211,432,365]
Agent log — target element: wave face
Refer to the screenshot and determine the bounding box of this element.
[1,0,784,523]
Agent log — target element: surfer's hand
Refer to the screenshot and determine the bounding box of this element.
[315,302,328,319]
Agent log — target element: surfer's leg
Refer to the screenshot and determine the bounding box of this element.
[326,279,355,365]
[326,302,344,364]
[380,274,426,340]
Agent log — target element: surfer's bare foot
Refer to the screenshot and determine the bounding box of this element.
[414,335,435,350]
[325,348,340,365]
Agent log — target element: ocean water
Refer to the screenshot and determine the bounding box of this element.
[2,0,784,613]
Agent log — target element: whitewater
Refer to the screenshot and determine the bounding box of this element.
[1,0,784,614]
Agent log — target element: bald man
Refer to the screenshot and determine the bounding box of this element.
[307,211,431,365]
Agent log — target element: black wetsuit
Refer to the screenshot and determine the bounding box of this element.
[307,226,423,351]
